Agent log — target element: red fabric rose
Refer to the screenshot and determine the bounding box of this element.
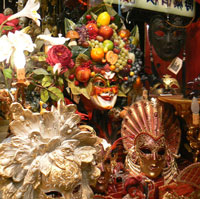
[0,13,21,34]
[46,45,75,73]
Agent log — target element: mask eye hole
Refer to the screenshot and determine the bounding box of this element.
[116,177,122,183]
[110,80,117,86]
[72,184,81,194]
[140,147,151,154]
[158,148,166,155]
[154,30,165,37]
[45,191,63,198]
[94,80,105,87]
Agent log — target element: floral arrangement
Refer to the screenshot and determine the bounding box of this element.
[0,0,40,85]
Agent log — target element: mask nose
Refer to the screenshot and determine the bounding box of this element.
[166,32,172,44]
[152,152,157,161]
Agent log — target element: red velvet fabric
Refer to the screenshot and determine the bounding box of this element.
[186,18,200,82]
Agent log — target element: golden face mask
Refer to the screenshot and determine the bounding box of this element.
[135,134,166,179]
[121,99,181,184]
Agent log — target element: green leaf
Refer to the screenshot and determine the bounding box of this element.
[42,76,53,87]
[38,56,47,62]
[3,26,13,31]
[131,25,140,42]
[47,66,53,73]
[67,80,91,99]
[33,68,49,75]
[3,68,12,79]
[118,89,127,97]
[48,87,64,101]
[70,45,91,59]
[64,18,76,34]
[58,77,64,86]
[75,54,89,67]
[40,89,49,102]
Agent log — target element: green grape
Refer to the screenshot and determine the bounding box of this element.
[116,63,120,67]
[124,49,128,54]
[119,65,123,70]
[119,44,124,48]
[122,61,127,66]
[115,68,119,73]
[121,52,126,57]
[118,59,122,64]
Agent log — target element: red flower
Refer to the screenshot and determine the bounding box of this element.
[46,45,75,73]
[0,13,21,34]
[0,13,7,24]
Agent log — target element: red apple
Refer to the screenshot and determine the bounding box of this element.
[75,67,91,83]
[85,23,98,33]
[98,25,113,39]
[86,14,92,20]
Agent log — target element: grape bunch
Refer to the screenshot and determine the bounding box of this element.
[75,26,89,45]
[126,46,143,85]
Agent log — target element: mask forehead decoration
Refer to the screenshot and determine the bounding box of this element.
[0,101,101,199]
[149,15,186,61]
[121,99,181,182]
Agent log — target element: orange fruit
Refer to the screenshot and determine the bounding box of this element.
[110,65,116,71]
[118,29,131,38]
[91,48,105,62]
[97,12,110,26]
[105,50,118,65]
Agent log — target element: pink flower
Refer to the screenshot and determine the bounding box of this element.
[46,45,74,74]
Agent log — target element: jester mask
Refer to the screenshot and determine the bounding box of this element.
[90,72,118,110]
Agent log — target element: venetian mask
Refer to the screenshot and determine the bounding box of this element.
[148,15,185,61]
[121,99,181,183]
[135,134,166,179]
[0,101,102,199]
[90,72,118,110]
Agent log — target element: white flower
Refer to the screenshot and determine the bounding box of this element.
[0,31,35,68]
[0,35,13,63]
[7,0,41,26]
[8,31,36,53]
[8,31,36,68]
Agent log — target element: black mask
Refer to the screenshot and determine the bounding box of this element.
[148,15,186,61]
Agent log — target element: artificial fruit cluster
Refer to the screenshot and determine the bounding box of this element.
[65,7,144,95]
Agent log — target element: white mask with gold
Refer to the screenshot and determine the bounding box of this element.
[0,101,102,199]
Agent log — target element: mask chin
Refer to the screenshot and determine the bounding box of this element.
[90,94,117,110]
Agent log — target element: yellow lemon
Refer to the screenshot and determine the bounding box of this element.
[97,11,110,26]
